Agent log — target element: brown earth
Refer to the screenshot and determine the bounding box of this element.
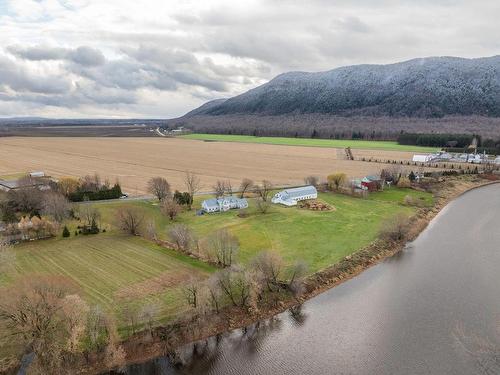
[0,137,417,195]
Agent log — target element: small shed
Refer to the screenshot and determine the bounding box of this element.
[361,175,383,192]
[29,171,45,178]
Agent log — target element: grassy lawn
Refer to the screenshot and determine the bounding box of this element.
[180,133,439,152]
[4,233,215,327]
[0,172,27,180]
[97,187,432,273]
[3,186,432,338]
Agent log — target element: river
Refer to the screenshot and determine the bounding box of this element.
[123,184,500,375]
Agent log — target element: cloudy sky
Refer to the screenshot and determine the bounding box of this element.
[0,0,499,118]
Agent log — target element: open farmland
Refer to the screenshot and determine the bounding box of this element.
[4,234,214,325]
[180,133,439,152]
[0,137,421,195]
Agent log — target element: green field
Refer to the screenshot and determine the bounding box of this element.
[180,133,439,152]
[96,187,432,273]
[4,234,214,327]
[4,187,432,334]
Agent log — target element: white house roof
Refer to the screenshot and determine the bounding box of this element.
[281,185,317,199]
[202,196,248,208]
[202,198,219,208]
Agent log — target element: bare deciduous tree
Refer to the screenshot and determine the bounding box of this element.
[253,180,273,202]
[0,276,81,371]
[147,177,171,201]
[304,176,319,187]
[139,303,160,337]
[0,242,15,276]
[215,266,252,307]
[42,191,71,222]
[79,201,101,227]
[121,304,140,335]
[206,274,223,314]
[252,251,284,292]
[144,220,157,241]
[239,178,253,198]
[57,177,79,196]
[288,260,308,296]
[116,207,144,235]
[161,198,181,221]
[183,278,200,309]
[184,171,201,210]
[61,294,90,352]
[209,228,239,267]
[168,224,195,253]
[213,180,226,198]
[381,166,403,184]
[85,305,107,351]
[7,176,44,215]
[256,198,271,214]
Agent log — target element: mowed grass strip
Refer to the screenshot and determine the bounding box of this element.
[180,133,439,152]
[9,234,214,315]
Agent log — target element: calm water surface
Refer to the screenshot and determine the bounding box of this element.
[124,184,500,375]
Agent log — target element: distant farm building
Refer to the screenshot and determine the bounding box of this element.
[412,154,433,163]
[202,196,248,213]
[361,175,383,191]
[0,172,51,192]
[29,171,45,178]
[272,185,318,206]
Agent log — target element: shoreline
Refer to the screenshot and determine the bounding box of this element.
[68,176,500,374]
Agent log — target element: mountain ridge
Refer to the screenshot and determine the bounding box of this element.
[183,56,500,118]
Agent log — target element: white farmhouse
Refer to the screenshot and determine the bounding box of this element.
[271,185,318,206]
[201,196,248,213]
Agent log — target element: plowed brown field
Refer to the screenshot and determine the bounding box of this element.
[0,137,417,195]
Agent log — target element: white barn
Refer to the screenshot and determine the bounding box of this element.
[412,154,433,163]
[271,185,318,206]
[202,196,248,213]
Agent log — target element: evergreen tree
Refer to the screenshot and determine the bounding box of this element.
[408,171,416,182]
[62,225,70,237]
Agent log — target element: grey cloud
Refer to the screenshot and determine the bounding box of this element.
[0,55,71,94]
[7,45,105,66]
[67,46,106,66]
[334,16,371,33]
[0,84,137,108]
[6,45,67,60]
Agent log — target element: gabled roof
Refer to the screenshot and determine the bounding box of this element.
[202,198,219,208]
[202,196,248,208]
[281,185,317,199]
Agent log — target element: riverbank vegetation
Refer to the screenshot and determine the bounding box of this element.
[2,170,496,373]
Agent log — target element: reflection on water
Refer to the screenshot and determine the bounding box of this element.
[122,184,500,375]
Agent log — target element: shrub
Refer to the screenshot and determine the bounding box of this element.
[62,226,70,238]
[397,176,411,188]
[379,214,411,242]
[68,183,122,202]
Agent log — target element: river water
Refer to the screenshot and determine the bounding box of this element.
[124,184,500,375]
